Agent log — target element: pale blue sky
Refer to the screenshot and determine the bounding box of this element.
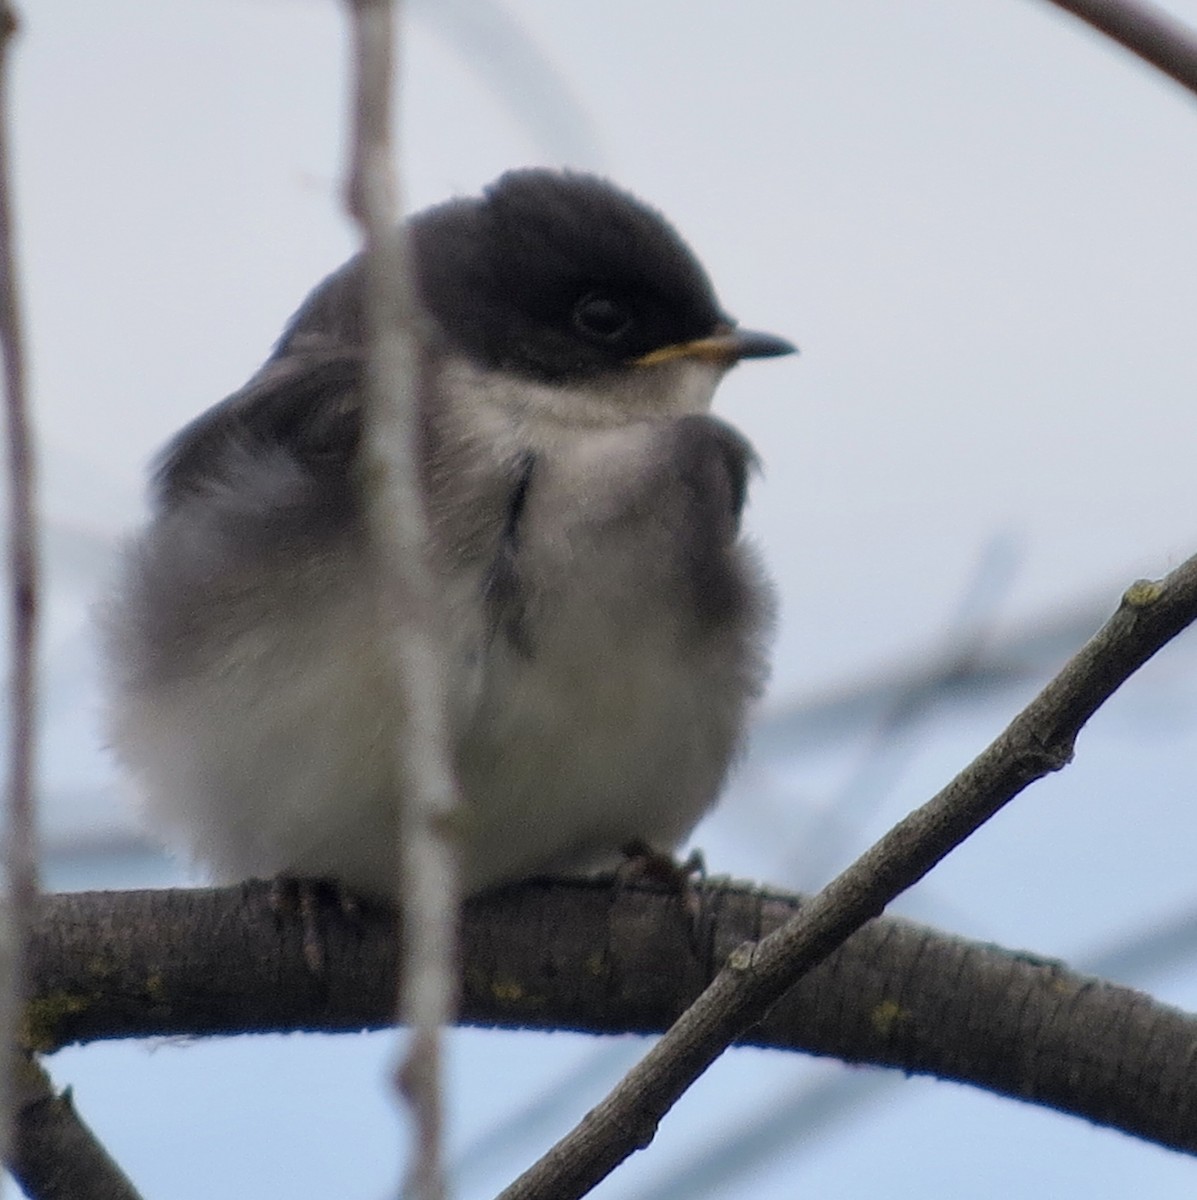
[14,2,1197,1197]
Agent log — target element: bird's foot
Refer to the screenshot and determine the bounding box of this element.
[268,875,362,974]
[617,840,705,893]
[617,841,714,957]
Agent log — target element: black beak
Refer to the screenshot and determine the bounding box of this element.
[634,326,797,368]
[721,328,798,360]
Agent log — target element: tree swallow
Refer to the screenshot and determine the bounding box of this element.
[100,169,794,898]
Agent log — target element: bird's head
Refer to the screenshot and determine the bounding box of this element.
[278,169,794,427]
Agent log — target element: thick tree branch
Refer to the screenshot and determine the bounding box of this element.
[1043,0,1197,96]
[21,879,1197,1160]
[499,562,1197,1197]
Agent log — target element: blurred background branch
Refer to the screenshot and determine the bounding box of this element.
[1044,0,1197,94]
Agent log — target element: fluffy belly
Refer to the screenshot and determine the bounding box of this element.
[454,611,744,892]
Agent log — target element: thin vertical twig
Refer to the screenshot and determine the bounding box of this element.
[342,2,459,1198]
[0,0,40,1176]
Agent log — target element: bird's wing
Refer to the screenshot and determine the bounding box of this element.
[152,351,366,511]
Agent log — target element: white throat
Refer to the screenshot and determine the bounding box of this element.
[438,355,726,449]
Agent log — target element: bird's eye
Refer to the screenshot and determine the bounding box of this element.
[572,291,633,341]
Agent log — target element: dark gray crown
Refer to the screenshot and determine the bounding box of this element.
[277,169,731,383]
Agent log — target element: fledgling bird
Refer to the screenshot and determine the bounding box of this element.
[100,169,794,899]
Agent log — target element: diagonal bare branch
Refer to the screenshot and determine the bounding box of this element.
[498,559,1197,1198]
